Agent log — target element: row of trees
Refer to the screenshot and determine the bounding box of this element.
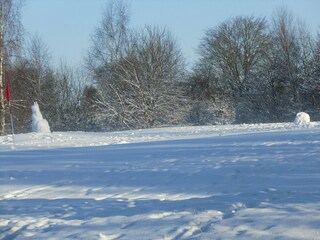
[191,9,320,125]
[0,0,320,134]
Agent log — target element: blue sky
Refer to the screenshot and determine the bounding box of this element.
[22,0,320,68]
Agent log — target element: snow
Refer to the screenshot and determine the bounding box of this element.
[294,112,310,127]
[31,102,51,133]
[1,122,320,239]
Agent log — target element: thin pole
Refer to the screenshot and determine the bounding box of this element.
[9,100,15,150]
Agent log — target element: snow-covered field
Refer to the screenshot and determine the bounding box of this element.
[1,123,320,239]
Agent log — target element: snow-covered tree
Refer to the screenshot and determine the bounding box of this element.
[87,0,186,130]
[0,0,22,135]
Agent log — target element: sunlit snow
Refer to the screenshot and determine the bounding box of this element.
[1,123,320,239]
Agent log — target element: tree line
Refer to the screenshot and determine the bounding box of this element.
[1,0,320,135]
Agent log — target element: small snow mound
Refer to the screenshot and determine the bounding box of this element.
[99,233,122,240]
[31,102,51,133]
[294,112,310,127]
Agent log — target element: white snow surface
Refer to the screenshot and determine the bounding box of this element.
[31,102,51,133]
[1,122,320,239]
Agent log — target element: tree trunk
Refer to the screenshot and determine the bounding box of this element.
[0,8,4,136]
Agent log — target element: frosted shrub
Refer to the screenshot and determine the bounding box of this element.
[31,102,51,133]
[294,112,310,127]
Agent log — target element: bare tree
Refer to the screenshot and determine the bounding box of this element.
[264,7,314,121]
[87,0,186,130]
[269,8,299,111]
[193,16,270,123]
[108,26,185,129]
[86,0,129,75]
[0,0,22,135]
[10,35,54,132]
[306,33,320,119]
[26,34,52,102]
[50,62,88,131]
[199,16,270,96]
